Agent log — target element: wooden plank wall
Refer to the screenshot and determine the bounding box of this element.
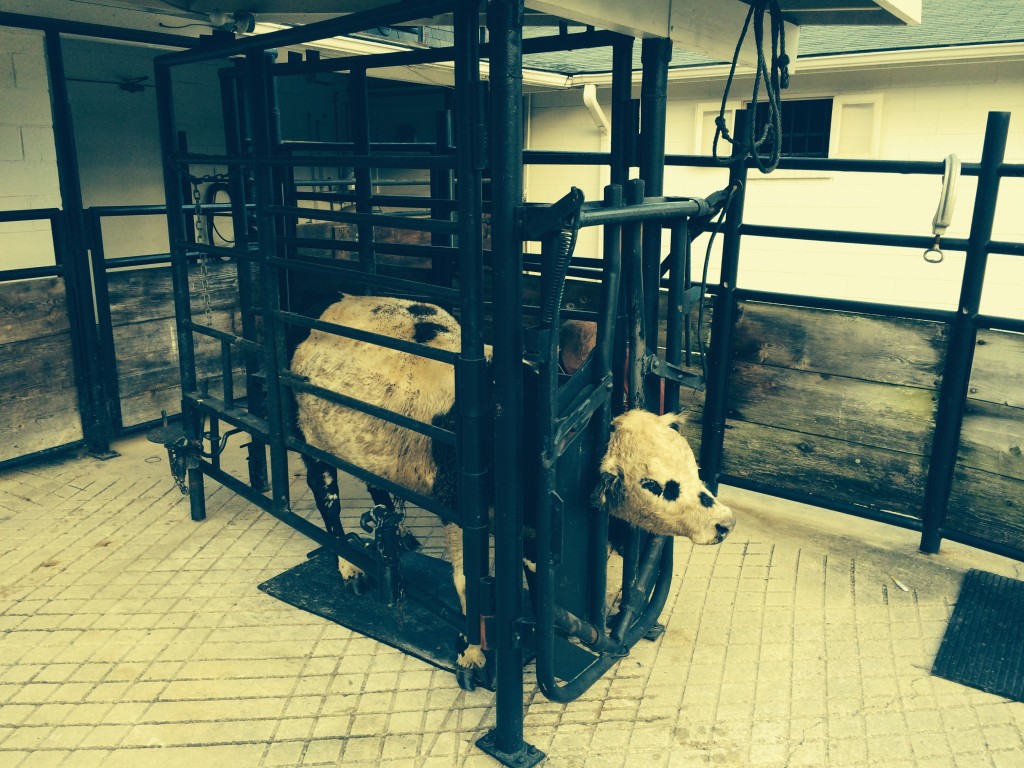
[722,302,947,518]
[104,261,246,429]
[0,277,84,463]
[948,329,1024,548]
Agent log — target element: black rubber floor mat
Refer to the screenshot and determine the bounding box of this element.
[259,550,462,674]
[932,569,1024,702]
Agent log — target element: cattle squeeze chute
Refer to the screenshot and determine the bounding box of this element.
[150,0,915,764]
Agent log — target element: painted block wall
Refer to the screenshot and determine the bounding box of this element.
[528,59,1024,319]
[0,28,60,271]
[0,33,450,271]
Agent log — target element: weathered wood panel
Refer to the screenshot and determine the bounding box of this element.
[0,277,70,343]
[105,263,246,429]
[0,335,76,398]
[105,262,240,326]
[968,329,1024,409]
[0,384,82,462]
[114,310,246,428]
[947,468,1024,550]
[722,420,927,517]
[0,277,83,464]
[727,361,938,455]
[733,301,947,389]
[958,400,1024,482]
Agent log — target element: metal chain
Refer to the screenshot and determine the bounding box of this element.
[192,182,215,327]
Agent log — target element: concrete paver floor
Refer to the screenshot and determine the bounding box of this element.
[1,434,1023,767]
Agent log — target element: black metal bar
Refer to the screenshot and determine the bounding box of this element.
[268,255,461,302]
[431,110,456,288]
[155,58,206,520]
[174,150,457,170]
[576,198,707,227]
[266,204,459,234]
[0,265,63,281]
[664,220,688,413]
[624,178,646,411]
[639,37,671,412]
[482,0,534,762]
[920,112,1010,554]
[590,183,623,628]
[220,61,268,492]
[977,314,1024,334]
[45,30,113,458]
[621,178,646,604]
[246,49,294,521]
[735,288,955,324]
[742,223,971,253]
[85,209,123,433]
[349,68,375,276]
[609,35,633,189]
[282,371,457,444]
[184,320,262,354]
[452,0,489,684]
[0,208,61,223]
[700,110,748,495]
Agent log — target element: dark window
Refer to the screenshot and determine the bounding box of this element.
[751,98,833,158]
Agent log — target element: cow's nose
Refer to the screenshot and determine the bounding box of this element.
[715,523,732,539]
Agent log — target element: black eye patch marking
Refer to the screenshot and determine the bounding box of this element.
[699,490,716,508]
[640,478,663,497]
[663,480,680,501]
[668,421,682,433]
[407,303,437,317]
[413,321,449,343]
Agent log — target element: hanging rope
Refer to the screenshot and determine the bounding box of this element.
[712,0,790,174]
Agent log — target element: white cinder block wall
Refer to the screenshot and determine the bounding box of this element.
[527,59,1024,318]
[0,28,61,271]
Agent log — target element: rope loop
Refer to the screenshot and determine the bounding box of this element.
[712,0,790,173]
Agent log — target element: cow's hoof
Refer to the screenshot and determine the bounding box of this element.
[456,665,477,691]
[350,572,371,596]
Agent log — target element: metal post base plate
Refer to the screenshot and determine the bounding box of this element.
[476,730,545,768]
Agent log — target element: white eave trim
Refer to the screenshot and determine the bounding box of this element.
[568,41,1024,87]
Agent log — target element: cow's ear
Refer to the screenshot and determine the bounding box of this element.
[592,469,625,513]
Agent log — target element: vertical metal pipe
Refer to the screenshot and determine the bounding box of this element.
[350,68,375,276]
[589,182,623,628]
[920,111,1009,554]
[220,63,268,491]
[453,0,488,676]
[664,220,688,413]
[609,36,633,191]
[86,209,123,433]
[699,110,748,495]
[621,178,645,599]
[624,178,646,411]
[431,110,456,288]
[155,58,205,520]
[246,49,293,516]
[639,40,670,411]
[483,0,531,760]
[44,30,113,457]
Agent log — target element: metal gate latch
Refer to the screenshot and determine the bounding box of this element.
[147,412,201,495]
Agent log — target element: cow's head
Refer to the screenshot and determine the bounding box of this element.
[592,410,735,544]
